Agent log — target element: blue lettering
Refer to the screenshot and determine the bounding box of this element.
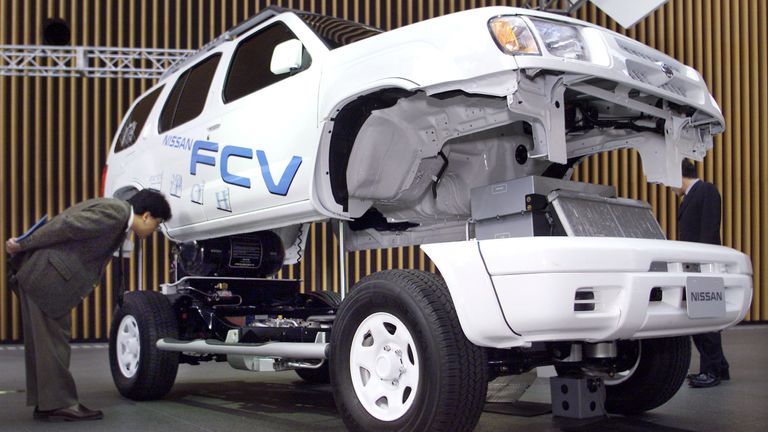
[221,145,253,188]
[256,150,302,196]
[187,140,301,195]
[190,140,218,175]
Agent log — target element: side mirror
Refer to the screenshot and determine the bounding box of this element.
[270,39,304,75]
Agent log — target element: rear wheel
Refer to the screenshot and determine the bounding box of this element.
[295,362,332,384]
[556,337,691,414]
[330,270,487,432]
[305,290,342,308]
[603,336,691,414]
[294,290,341,384]
[109,290,180,400]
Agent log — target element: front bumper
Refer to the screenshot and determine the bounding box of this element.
[421,237,752,348]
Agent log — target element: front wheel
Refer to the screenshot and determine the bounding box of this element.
[109,290,180,400]
[330,270,487,432]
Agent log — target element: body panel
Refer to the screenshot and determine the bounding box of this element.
[422,237,752,348]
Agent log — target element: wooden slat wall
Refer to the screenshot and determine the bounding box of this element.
[1,0,765,343]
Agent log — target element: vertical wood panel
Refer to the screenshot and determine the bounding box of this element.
[0,0,7,342]
[759,0,767,319]
[1,0,766,344]
[739,0,751,320]
[9,0,20,340]
[105,0,115,335]
[93,0,103,339]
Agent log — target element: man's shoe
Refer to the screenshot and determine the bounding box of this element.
[686,373,700,381]
[721,369,730,381]
[33,404,103,422]
[689,372,721,388]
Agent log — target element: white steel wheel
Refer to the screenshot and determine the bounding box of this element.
[349,312,420,421]
[603,343,641,386]
[330,270,488,432]
[116,315,141,378]
[109,290,180,401]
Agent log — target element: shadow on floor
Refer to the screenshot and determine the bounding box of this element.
[557,416,694,432]
[168,379,338,420]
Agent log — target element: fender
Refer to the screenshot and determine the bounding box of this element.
[420,240,525,348]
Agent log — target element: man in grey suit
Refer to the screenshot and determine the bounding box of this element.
[5,189,171,421]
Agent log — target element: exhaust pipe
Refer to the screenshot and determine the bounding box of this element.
[156,338,329,359]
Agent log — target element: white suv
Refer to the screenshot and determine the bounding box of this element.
[104,6,752,432]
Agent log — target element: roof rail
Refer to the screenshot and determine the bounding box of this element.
[160,6,287,80]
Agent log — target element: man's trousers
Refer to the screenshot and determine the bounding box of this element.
[692,331,730,377]
[17,286,78,411]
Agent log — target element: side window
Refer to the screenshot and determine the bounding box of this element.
[223,22,310,103]
[158,54,221,133]
[115,86,163,152]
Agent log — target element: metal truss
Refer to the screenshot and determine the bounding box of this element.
[0,45,195,79]
[521,0,588,15]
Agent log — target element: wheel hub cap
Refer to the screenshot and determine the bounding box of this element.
[349,312,419,422]
[376,355,394,379]
[116,315,140,378]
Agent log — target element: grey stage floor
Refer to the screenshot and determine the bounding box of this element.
[1,324,766,432]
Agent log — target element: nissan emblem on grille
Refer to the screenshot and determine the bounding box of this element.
[659,62,674,79]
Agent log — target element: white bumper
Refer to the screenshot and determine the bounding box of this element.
[421,237,752,348]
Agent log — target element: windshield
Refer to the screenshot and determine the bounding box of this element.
[296,12,382,49]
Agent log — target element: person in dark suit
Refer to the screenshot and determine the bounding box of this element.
[5,189,171,421]
[675,159,730,388]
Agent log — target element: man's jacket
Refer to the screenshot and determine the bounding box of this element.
[14,198,131,318]
[678,180,722,245]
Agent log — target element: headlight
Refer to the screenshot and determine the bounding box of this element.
[530,19,589,61]
[489,16,540,55]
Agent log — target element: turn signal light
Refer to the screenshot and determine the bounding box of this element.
[489,16,540,55]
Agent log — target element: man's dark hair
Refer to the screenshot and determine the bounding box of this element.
[127,189,172,220]
[681,159,697,179]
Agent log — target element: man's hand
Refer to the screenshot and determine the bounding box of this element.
[5,238,21,256]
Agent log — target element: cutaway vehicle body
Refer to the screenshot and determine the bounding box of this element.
[104,6,752,431]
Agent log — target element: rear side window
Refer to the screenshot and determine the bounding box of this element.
[159,54,221,133]
[115,86,163,152]
[223,22,309,103]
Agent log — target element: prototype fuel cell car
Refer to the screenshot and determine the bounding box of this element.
[103,6,752,431]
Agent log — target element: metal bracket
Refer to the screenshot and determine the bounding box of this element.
[550,376,606,419]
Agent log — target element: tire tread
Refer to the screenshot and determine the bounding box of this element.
[605,336,691,414]
[332,269,487,432]
[109,290,179,401]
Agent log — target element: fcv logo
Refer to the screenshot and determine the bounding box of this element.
[189,140,302,196]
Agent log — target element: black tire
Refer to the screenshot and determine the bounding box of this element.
[294,290,340,384]
[330,270,488,432]
[602,336,691,414]
[295,361,331,384]
[306,289,342,308]
[109,290,180,400]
